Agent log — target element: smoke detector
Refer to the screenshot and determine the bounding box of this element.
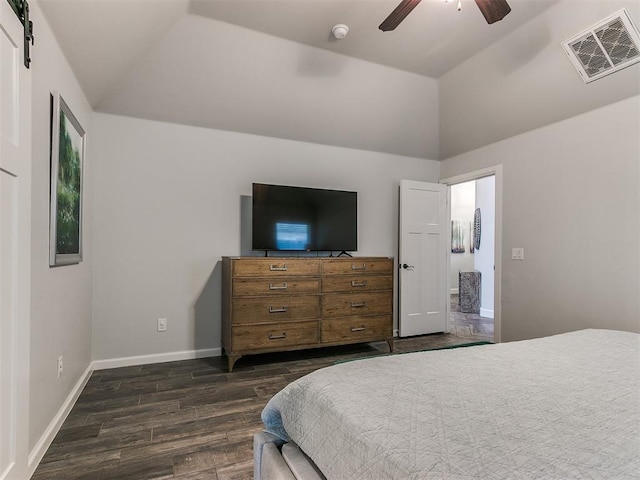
[562,9,640,83]
[331,24,349,39]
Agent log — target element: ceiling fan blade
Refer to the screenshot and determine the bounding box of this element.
[474,0,511,24]
[379,0,422,32]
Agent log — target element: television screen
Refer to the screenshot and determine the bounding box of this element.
[252,183,357,252]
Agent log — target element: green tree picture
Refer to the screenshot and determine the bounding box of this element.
[55,111,82,254]
[51,93,85,267]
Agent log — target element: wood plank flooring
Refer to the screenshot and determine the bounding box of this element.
[32,334,474,480]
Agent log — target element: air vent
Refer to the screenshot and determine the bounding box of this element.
[562,9,640,83]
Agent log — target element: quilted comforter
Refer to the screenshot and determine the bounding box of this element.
[262,329,640,479]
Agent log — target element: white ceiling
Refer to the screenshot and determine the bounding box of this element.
[188,0,558,78]
[40,0,558,107]
[38,0,639,159]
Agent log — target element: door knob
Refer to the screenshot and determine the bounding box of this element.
[402,263,414,270]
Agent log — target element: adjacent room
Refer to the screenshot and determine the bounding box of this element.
[448,177,495,342]
[1,0,638,478]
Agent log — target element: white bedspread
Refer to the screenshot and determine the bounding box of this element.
[262,329,640,479]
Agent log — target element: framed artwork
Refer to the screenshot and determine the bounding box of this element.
[451,220,466,254]
[49,91,85,266]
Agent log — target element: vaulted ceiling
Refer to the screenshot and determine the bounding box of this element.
[39,0,640,159]
[39,0,558,107]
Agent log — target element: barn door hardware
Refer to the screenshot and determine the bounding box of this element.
[7,0,34,68]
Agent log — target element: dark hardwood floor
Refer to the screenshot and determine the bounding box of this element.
[32,333,472,480]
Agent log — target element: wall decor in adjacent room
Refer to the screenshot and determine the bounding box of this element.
[451,220,466,254]
[470,222,475,253]
[49,91,85,266]
[473,208,481,251]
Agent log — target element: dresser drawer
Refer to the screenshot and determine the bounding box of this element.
[232,296,320,324]
[321,258,393,276]
[322,292,392,318]
[322,316,392,344]
[232,259,320,277]
[322,275,392,293]
[232,321,319,351]
[233,277,320,297]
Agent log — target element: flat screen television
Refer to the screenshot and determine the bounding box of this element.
[252,183,357,252]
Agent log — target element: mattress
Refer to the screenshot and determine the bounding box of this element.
[262,329,640,479]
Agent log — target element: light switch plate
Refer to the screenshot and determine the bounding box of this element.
[512,248,524,260]
[157,318,167,332]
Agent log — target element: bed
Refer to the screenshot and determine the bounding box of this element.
[254,329,640,479]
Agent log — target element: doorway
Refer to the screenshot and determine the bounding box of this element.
[441,166,502,343]
[448,178,494,341]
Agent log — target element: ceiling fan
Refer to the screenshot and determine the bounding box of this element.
[379,0,512,31]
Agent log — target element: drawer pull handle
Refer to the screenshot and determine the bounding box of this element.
[269,306,288,313]
[351,263,367,270]
[351,280,367,287]
[351,326,366,332]
[351,302,367,308]
[269,282,288,290]
[269,332,287,340]
[269,264,288,271]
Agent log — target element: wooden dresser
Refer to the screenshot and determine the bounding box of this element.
[221,256,394,371]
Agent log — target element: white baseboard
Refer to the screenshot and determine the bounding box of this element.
[480,308,494,319]
[28,363,93,475]
[27,347,223,476]
[450,288,459,295]
[92,347,222,371]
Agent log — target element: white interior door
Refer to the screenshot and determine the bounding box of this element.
[1,1,31,478]
[399,180,447,337]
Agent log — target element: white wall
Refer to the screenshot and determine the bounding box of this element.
[449,181,475,291]
[97,14,440,160]
[29,0,93,467]
[91,113,440,361]
[474,176,495,318]
[440,0,640,158]
[441,95,640,341]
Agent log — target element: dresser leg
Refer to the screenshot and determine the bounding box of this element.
[227,354,241,372]
[386,338,394,353]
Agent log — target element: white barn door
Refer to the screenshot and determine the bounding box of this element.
[1,1,31,478]
[398,180,447,337]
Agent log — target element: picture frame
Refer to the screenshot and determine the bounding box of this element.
[49,91,85,266]
[451,220,466,254]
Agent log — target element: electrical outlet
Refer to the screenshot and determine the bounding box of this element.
[157,318,167,332]
[57,355,64,378]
